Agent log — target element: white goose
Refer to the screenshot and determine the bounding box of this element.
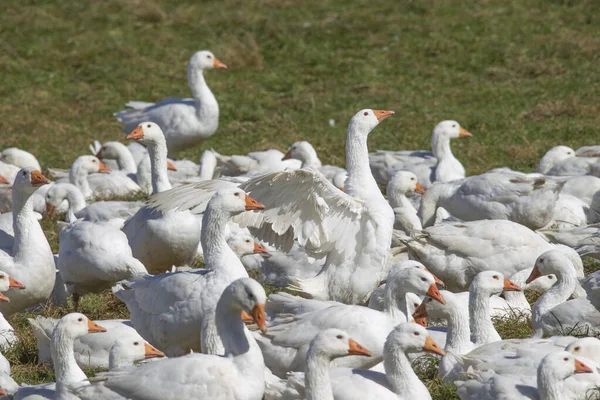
[282,141,347,189]
[29,317,152,369]
[386,170,424,235]
[369,120,471,187]
[13,313,106,400]
[419,171,562,229]
[73,278,267,400]
[150,109,396,304]
[66,155,112,199]
[0,168,55,317]
[114,50,227,154]
[537,145,600,176]
[121,122,201,274]
[399,219,583,291]
[0,271,25,348]
[527,250,600,337]
[257,266,445,377]
[0,148,41,171]
[115,188,264,356]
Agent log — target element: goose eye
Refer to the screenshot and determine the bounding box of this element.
[452,124,456,128]
[411,177,415,180]
[134,342,139,346]
[493,275,499,280]
[207,55,212,59]
[22,171,26,176]
[78,318,83,322]
[336,335,343,340]
[363,112,368,116]
[548,276,553,280]
[413,332,420,336]
[245,240,250,243]
[92,159,97,163]
[414,303,419,308]
[234,192,240,197]
[564,357,569,361]
[0,276,4,280]
[420,277,427,282]
[539,258,544,263]
[574,346,580,351]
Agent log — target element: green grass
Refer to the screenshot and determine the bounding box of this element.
[2,0,600,398]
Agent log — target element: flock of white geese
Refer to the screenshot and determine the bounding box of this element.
[0,50,600,400]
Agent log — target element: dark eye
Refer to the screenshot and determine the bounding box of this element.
[548,276,553,280]
[364,112,368,116]
[207,55,212,59]
[22,171,26,176]
[539,258,544,263]
[245,240,250,243]
[78,318,83,322]
[92,159,97,163]
[564,357,569,361]
[147,124,151,128]
[411,177,415,180]
[420,277,427,282]
[452,124,456,128]
[336,335,343,339]
[134,342,139,346]
[234,192,239,197]
[0,276,4,280]
[574,346,580,351]
[414,303,419,307]
[493,275,499,280]
[413,332,420,336]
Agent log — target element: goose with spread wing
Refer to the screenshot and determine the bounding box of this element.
[150,109,395,304]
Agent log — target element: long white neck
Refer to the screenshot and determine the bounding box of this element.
[431,132,454,160]
[382,283,408,324]
[537,364,566,400]
[136,156,152,194]
[300,148,323,169]
[305,350,335,400]
[532,267,577,334]
[469,288,501,346]
[198,150,217,181]
[113,146,137,174]
[389,191,415,211]
[146,139,171,194]
[108,350,134,370]
[69,159,92,198]
[201,208,243,273]
[188,66,219,134]
[444,303,472,353]
[12,186,49,262]
[418,183,447,228]
[51,329,87,394]
[384,345,430,399]
[344,127,380,198]
[64,184,86,214]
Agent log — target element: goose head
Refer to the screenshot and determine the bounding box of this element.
[227,235,269,257]
[527,250,571,284]
[224,278,267,334]
[0,147,41,170]
[433,120,472,140]
[282,141,317,162]
[109,337,166,367]
[308,329,371,359]
[0,271,25,302]
[386,171,425,198]
[384,322,445,357]
[53,313,106,340]
[127,122,166,146]
[95,141,129,161]
[387,264,445,304]
[208,188,264,215]
[389,260,445,288]
[566,337,600,362]
[0,174,8,185]
[348,109,394,136]
[525,274,556,293]
[14,168,50,195]
[538,351,592,383]
[412,289,459,323]
[44,182,77,216]
[537,146,576,174]
[470,270,521,297]
[190,50,227,71]
[73,155,111,174]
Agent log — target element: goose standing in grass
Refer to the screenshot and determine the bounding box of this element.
[115,188,264,356]
[114,51,227,154]
[73,278,268,400]
[150,109,396,304]
[369,120,471,187]
[282,141,347,189]
[0,168,55,317]
[419,171,562,229]
[13,313,106,400]
[122,122,202,274]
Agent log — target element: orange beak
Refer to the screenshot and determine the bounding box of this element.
[0,293,10,303]
[459,127,472,138]
[87,320,107,333]
[166,160,178,171]
[253,242,269,255]
[503,277,522,292]
[348,338,372,357]
[245,194,265,211]
[144,342,166,359]
[422,336,446,356]
[424,268,445,288]
[415,182,425,195]
[98,161,111,173]
[8,277,25,290]
[251,304,267,334]
[213,58,228,69]
[30,170,50,187]
[0,387,6,396]
[282,150,292,161]
[526,266,542,285]
[426,283,445,304]
[0,174,8,184]
[372,110,395,122]
[46,203,56,218]
[413,316,427,327]
[575,358,593,374]
[126,125,144,141]
[241,310,254,324]
[412,302,428,321]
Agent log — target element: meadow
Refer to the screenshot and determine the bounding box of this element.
[1,0,600,398]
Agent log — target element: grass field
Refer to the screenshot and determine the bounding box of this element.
[2,0,600,398]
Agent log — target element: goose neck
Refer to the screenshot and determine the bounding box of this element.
[201,207,235,268]
[305,350,335,400]
[383,345,425,396]
[431,132,453,160]
[188,67,219,128]
[69,160,92,198]
[147,140,171,194]
[51,330,87,389]
[469,288,501,346]
[537,364,565,400]
[388,192,412,210]
[418,185,446,228]
[532,267,577,330]
[113,146,137,174]
[65,185,86,214]
[12,188,48,260]
[444,305,472,353]
[382,285,408,324]
[301,149,323,169]
[344,129,379,198]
